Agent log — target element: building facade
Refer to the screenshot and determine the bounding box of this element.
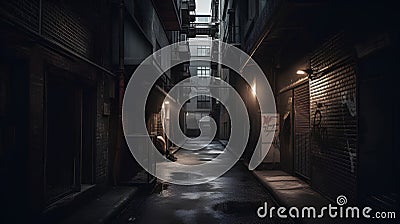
[0,1,117,219]
[0,0,193,221]
[213,0,399,209]
[185,35,214,137]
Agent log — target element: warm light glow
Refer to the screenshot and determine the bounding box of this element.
[251,83,257,96]
[164,101,170,105]
[297,70,306,75]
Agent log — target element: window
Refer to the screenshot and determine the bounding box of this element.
[197,46,210,57]
[197,66,211,77]
[197,95,211,109]
[197,17,210,23]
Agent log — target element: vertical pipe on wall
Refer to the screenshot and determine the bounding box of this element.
[38,0,42,35]
[113,0,125,185]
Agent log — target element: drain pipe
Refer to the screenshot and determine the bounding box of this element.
[113,0,125,185]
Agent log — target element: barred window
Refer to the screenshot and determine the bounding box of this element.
[197,66,210,77]
[197,95,211,109]
[197,46,210,56]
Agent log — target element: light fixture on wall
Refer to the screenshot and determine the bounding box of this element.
[251,82,257,96]
[296,69,313,76]
[297,56,316,79]
[162,101,169,109]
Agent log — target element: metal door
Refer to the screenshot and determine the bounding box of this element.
[294,83,311,179]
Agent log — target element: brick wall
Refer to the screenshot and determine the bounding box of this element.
[95,74,113,183]
[309,32,358,201]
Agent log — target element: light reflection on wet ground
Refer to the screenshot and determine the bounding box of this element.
[176,140,225,165]
[114,141,294,224]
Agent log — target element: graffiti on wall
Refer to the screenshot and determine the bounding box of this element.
[341,91,357,117]
[311,98,357,173]
[346,140,356,173]
[311,103,328,151]
[341,92,357,173]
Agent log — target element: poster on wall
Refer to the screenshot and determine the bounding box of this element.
[261,113,280,163]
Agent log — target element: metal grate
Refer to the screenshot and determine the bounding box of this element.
[294,82,311,179]
[41,0,92,58]
[0,0,40,32]
[309,32,357,202]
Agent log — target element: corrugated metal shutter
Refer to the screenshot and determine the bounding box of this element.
[309,32,357,202]
[0,0,40,33]
[42,0,92,57]
[294,82,311,179]
[0,0,92,57]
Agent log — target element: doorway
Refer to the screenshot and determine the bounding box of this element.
[0,58,29,217]
[293,83,311,179]
[45,70,95,204]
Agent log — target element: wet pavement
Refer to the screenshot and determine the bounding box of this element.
[113,141,294,224]
[176,140,226,165]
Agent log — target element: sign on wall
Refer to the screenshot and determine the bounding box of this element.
[261,113,280,163]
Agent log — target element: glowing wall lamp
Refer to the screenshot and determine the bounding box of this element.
[251,82,257,96]
[296,69,313,76]
[298,63,342,80]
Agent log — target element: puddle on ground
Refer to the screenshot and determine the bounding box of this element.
[199,150,224,155]
[198,158,213,162]
[213,201,264,214]
[170,172,203,181]
[181,192,223,200]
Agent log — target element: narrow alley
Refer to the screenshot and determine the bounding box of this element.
[1,0,399,224]
[114,141,293,224]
